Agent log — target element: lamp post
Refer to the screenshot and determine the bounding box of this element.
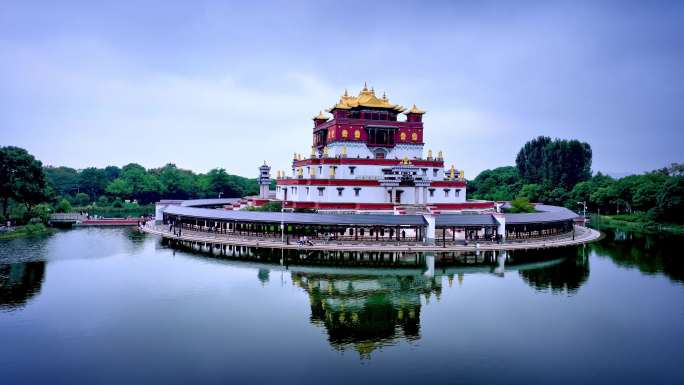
[577,201,587,226]
[281,207,285,243]
[218,192,223,199]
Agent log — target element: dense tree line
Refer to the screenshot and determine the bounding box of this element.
[469,136,684,224]
[515,136,592,190]
[45,163,260,205]
[0,146,261,224]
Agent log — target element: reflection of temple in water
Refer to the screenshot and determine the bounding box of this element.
[291,272,442,358]
[0,262,46,311]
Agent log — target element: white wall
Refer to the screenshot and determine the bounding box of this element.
[275,184,467,205]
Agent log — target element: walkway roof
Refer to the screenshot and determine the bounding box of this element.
[164,205,427,226]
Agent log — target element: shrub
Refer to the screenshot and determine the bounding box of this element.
[508,197,535,213]
[55,198,72,213]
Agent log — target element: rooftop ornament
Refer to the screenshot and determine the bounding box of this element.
[327,83,406,113]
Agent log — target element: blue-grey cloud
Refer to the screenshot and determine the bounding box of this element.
[1,0,682,177]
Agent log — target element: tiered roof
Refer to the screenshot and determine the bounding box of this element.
[327,83,424,114]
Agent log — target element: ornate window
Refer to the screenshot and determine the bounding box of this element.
[317,187,325,197]
[337,187,344,197]
[354,129,361,139]
[341,129,348,138]
[429,189,435,197]
[411,132,418,141]
[400,132,407,141]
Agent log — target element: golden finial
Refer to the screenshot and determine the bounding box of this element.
[450,165,456,180]
[370,86,375,95]
[297,168,303,177]
[402,156,409,165]
[311,147,316,157]
[362,81,368,91]
[313,110,328,120]
[343,89,348,97]
[408,104,426,114]
[427,149,433,159]
[341,145,347,157]
[437,150,443,160]
[323,146,329,157]
[329,167,335,177]
[382,91,387,100]
[459,170,464,179]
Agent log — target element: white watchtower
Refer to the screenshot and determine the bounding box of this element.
[258,162,272,199]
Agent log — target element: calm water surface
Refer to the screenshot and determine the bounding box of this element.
[0,227,682,385]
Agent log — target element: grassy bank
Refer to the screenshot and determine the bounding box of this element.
[73,204,155,218]
[591,214,684,235]
[0,224,54,240]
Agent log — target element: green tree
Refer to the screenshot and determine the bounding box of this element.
[515,136,592,190]
[0,146,47,218]
[103,166,121,182]
[106,178,133,199]
[508,197,535,213]
[55,198,72,213]
[655,177,684,223]
[44,166,80,196]
[468,166,522,201]
[74,192,90,206]
[79,167,107,199]
[155,163,195,199]
[31,203,52,224]
[518,184,544,202]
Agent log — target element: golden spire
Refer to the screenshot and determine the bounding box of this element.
[382,91,387,101]
[427,149,433,159]
[311,147,316,157]
[407,104,426,114]
[402,156,409,165]
[437,150,443,160]
[323,146,329,157]
[459,170,464,179]
[450,165,456,180]
[329,84,405,112]
[341,145,347,157]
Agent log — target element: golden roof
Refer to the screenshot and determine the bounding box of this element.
[313,110,329,120]
[328,84,406,113]
[407,104,426,114]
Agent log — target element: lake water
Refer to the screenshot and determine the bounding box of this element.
[1,227,682,385]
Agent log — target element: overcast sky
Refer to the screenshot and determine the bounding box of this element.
[2,0,683,178]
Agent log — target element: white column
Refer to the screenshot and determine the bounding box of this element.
[422,214,436,245]
[414,187,419,204]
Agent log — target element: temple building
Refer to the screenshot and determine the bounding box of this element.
[274,84,494,213]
